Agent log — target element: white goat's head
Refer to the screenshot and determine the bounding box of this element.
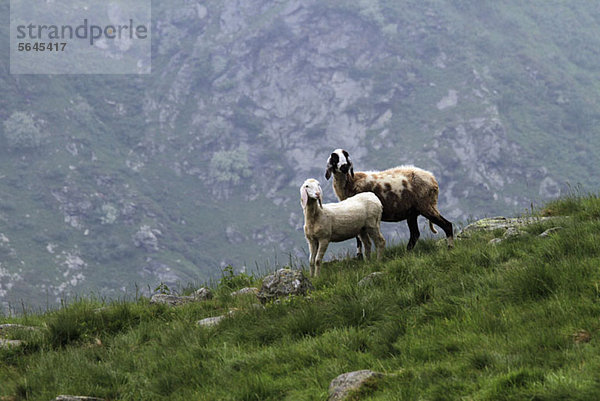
[325,148,354,180]
[301,178,323,208]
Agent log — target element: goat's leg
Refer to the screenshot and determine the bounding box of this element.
[315,239,329,277]
[358,230,371,260]
[422,208,454,249]
[407,210,420,251]
[308,239,318,277]
[355,236,363,259]
[367,227,386,260]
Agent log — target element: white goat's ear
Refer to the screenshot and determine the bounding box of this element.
[318,184,323,208]
[301,187,308,208]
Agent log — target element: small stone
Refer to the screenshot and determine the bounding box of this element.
[328,370,385,401]
[489,226,527,245]
[230,287,259,297]
[573,329,591,344]
[194,287,213,300]
[250,303,266,311]
[0,339,24,348]
[539,227,563,238]
[503,227,527,239]
[0,323,38,333]
[358,272,386,287]
[197,315,226,327]
[150,294,195,306]
[54,396,105,401]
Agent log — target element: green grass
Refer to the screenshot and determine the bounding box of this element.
[2,195,600,400]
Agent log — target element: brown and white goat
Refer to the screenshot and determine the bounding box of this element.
[325,149,454,253]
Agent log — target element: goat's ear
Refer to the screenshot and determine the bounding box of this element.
[301,187,308,208]
[344,153,352,166]
[325,152,338,180]
[318,184,323,208]
[345,153,354,178]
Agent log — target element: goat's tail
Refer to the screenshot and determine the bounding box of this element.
[429,220,438,234]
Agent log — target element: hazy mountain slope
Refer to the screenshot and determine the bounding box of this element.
[1,0,600,310]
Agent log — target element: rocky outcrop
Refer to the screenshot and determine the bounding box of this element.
[458,216,566,245]
[459,216,563,238]
[328,370,385,401]
[133,225,161,252]
[257,269,314,303]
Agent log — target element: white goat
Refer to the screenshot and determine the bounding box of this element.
[301,178,385,277]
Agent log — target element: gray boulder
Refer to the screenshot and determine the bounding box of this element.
[328,370,385,401]
[257,269,314,303]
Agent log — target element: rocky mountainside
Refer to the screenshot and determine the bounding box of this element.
[1,0,600,310]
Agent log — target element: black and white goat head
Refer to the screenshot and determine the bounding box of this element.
[325,149,354,180]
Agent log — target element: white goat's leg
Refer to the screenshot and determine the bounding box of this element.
[367,227,386,260]
[355,237,363,259]
[308,239,318,277]
[358,231,371,260]
[314,239,329,277]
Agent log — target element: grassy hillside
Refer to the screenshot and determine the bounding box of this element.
[1,193,599,400]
